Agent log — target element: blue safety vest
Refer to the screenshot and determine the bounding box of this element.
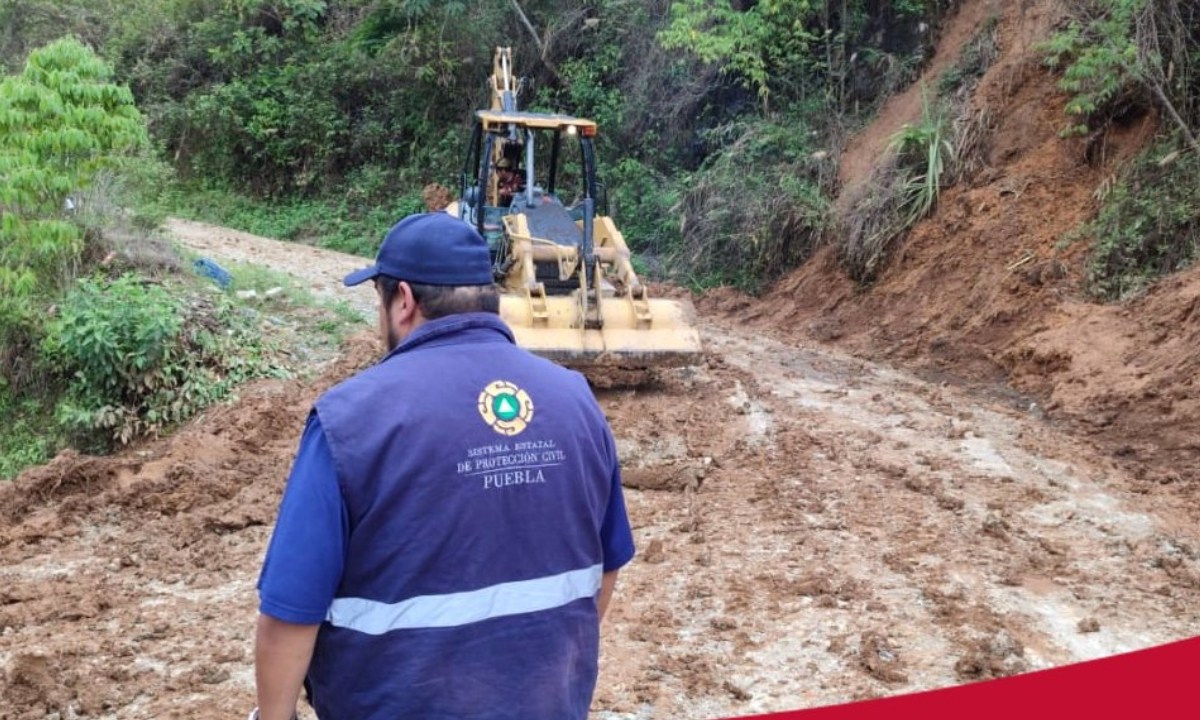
[309,312,623,719]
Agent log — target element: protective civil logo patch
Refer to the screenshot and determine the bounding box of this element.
[478,381,535,436]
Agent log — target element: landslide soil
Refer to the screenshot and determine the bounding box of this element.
[5,2,1200,716]
[2,216,1199,719]
[732,0,1200,496]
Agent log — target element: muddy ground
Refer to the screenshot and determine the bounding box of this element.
[1,219,1198,719]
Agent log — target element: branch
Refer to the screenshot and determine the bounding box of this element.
[508,0,544,57]
[1132,5,1200,157]
[507,0,562,82]
[1142,75,1200,156]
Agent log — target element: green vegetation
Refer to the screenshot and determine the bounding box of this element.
[1042,0,1200,297]
[101,0,946,292]
[659,0,937,113]
[7,0,1196,471]
[890,90,955,227]
[833,8,1004,285]
[0,0,1187,301]
[839,87,965,283]
[1042,0,1198,151]
[123,0,498,201]
[220,260,363,348]
[0,36,357,478]
[0,251,356,477]
[0,1,967,476]
[674,120,831,291]
[0,38,187,477]
[604,157,684,262]
[0,37,147,373]
[1086,137,1200,300]
[0,387,58,479]
[658,0,822,106]
[162,184,423,258]
[1041,0,1146,136]
[42,274,286,447]
[652,1,941,288]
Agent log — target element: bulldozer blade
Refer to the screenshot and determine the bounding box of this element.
[500,293,703,369]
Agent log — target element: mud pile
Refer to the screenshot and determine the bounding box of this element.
[0,334,379,719]
[4,320,1199,719]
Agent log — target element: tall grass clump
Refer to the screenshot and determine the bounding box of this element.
[838,89,957,283]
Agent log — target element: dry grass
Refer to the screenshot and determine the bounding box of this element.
[950,102,993,182]
[835,159,911,283]
[674,185,824,291]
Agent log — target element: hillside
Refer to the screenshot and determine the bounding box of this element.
[704,0,1200,504]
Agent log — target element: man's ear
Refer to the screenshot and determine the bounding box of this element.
[389,280,420,327]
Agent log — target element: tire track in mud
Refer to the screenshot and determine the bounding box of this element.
[1,221,1198,718]
[594,327,1200,718]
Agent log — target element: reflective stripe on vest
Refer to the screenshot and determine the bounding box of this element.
[326,564,603,635]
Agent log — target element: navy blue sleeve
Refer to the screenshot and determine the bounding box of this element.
[257,413,348,624]
[600,434,635,572]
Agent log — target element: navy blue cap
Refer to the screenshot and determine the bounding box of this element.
[343,213,493,287]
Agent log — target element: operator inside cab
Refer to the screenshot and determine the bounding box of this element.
[495,155,525,206]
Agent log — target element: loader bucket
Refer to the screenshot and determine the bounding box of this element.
[499,293,703,369]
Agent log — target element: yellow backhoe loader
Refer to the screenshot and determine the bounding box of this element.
[450,48,702,370]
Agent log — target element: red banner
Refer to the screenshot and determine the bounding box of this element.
[722,637,1200,719]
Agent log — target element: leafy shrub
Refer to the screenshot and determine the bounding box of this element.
[41,274,285,447]
[1040,0,1144,135]
[552,46,628,134]
[605,157,684,262]
[659,0,941,117]
[1087,138,1200,300]
[1041,0,1198,150]
[658,0,815,104]
[122,0,490,200]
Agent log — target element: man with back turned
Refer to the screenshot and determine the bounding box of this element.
[251,212,635,719]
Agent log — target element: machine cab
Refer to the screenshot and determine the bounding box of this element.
[457,111,601,260]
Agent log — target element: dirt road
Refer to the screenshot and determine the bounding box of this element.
[1,221,1197,719]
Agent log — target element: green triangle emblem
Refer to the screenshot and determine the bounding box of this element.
[493,393,520,421]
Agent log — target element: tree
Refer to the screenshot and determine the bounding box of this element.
[0,37,147,363]
[657,0,822,108]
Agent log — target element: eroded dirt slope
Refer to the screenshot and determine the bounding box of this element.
[710,0,1200,497]
[1,220,1198,719]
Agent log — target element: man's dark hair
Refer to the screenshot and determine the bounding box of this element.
[377,276,500,319]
